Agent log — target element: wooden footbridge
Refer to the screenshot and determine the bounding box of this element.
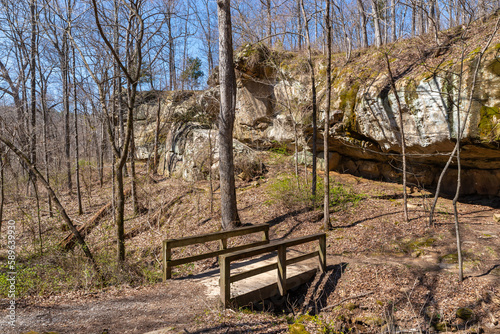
[162,224,326,308]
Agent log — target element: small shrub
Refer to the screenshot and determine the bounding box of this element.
[269,141,291,155]
[234,152,267,181]
[267,174,364,210]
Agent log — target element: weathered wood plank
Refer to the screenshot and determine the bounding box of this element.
[168,240,269,267]
[222,233,325,262]
[165,224,269,248]
[228,251,320,284]
[277,245,286,296]
[286,251,319,266]
[230,262,278,283]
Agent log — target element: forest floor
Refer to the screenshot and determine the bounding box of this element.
[1,152,500,333]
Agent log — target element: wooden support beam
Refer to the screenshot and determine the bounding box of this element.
[286,251,319,266]
[163,240,172,281]
[262,228,269,242]
[319,234,326,273]
[277,244,287,296]
[220,255,231,308]
[230,262,278,283]
[224,234,325,262]
[220,237,227,250]
[165,224,269,248]
[168,241,269,267]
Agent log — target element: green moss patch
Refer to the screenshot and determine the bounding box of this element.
[396,236,436,255]
[478,105,500,140]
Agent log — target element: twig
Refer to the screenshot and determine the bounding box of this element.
[321,291,373,311]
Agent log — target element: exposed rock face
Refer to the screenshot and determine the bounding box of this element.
[135,88,263,182]
[135,24,500,195]
[226,35,500,196]
[134,89,220,181]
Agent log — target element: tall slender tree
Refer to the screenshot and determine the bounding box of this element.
[324,0,332,230]
[72,46,83,215]
[301,0,318,202]
[29,0,38,195]
[217,0,241,230]
[91,0,145,263]
[371,0,383,47]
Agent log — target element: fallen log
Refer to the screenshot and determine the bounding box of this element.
[60,189,131,250]
[123,189,193,240]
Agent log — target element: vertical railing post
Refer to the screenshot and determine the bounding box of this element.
[163,240,172,281]
[263,225,269,243]
[319,234,326,273]
[277,244,287,296]
[220,255,231,308]
[220,236,228,250]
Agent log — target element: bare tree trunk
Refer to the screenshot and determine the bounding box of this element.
[34,182,43,255]
[420,4,426,35]
[99,118,105,187]
[130,122,139,215]
[91,0,145,264]
[301,0,318,203]
[217,0,241,230]
[449,46,467,283]
[208,126,214,214]
[40,68,53,217]
[435,0,441,31]
[357,0,368,48]
[452,69,464,281]
[372,0,383,47]
[297,0,302,50]
[181,1,190,91]
[324,0,332,230]
[29,0,37,195]
[384,0,389,44]
[384,53,408,223]
[205,0,214,73]
[391,0,396,42]
[73,47,83,215]
[115,162,125,261]
[126,7,139,216]
[153,95,161,174]
[412,2,416,36]
[167,9,175,90]
[63,28,72,193]
[266,0,272,47]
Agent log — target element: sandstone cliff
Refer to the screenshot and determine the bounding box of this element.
[136,14,500,196]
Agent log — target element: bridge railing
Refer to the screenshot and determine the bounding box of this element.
[162,224,270,280]
[219,233,326,308]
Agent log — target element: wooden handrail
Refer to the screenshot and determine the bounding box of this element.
[162,224,270,280]
[219,233,326,308]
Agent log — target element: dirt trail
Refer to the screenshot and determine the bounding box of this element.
[6,250,498,334]
[1,280,215,334]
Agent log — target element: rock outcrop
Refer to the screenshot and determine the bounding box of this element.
[135,16,500,195]
[228,20,500,196]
